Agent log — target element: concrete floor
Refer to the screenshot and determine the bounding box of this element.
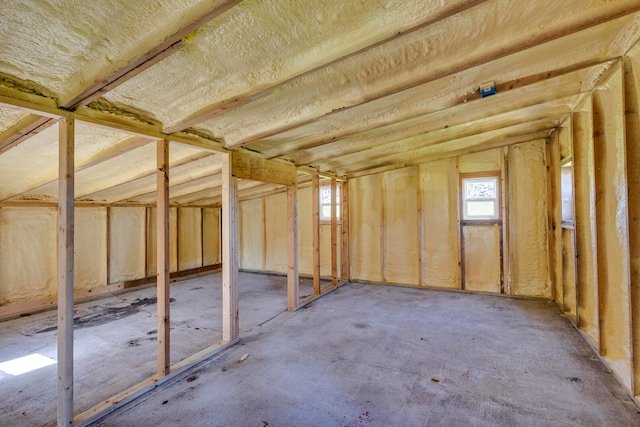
[0,271,316,427]
[2,275,639,426]
[92,282,640,427]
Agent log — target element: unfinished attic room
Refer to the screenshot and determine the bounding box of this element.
[5,1,640,427]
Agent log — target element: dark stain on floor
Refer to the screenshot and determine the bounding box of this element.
[33,297,176,334]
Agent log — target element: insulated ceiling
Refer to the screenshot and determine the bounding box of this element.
[0,0,640,205]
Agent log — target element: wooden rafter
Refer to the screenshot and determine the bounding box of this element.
[224,8,640,149]
[265,59,613,161]
[1,136,154,202]
[163,0,489,134]
[61,0,242,110]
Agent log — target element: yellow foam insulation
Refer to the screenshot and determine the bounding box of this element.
[177,208,202,270]
[105,0,466,129]
[264,192,288,273]
[1,121,134,201]
[459,149,501,173]
[421,159,459,288]
[0,107,28,134]
[260,15,637,158]
[240,197,264,271]
[109,207,145,283]
[383,167,419,285]
[203,208,221,266]
[147,207,179,275]
[32,140,206,203]
[463,225,501,293]
[508,139,551,297]
[0,0,226,103]
[0,207,56,305]
[320,224,341,278]
[592,67,633,390]
[74,208,107,290]
[197,4,640,147]
[297,186,313,275]
[561,228,577,318]
[350,174,382,282]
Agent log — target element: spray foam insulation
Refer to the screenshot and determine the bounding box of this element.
[109,207,146,283]
[202,208,221,266]
[240,197,264,271]
[383,167,419,285]
[350,173,382,283]
[421,159,459,289]
[264,192,288,273]
[177,207,203,271]
[508,140,551,298]
[0,207,57,304]
[463,226,501,294]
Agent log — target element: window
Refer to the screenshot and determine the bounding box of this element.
[461,176,500,221]
[319,185,340,221]
[561,161,574,225]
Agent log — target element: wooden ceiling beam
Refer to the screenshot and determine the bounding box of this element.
[336,119,558,176]
[117,172,223,205]
[74,152,213,200]
[0,116,57,155]
[0,136,155,202]
[61,0,242,110]
[225,7,640,149]
[318,101,574,172]
[267,59,612,162]
[163,0,489,134]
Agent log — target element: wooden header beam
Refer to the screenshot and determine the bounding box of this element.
[231,150,296,186]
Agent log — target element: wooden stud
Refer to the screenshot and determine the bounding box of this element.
[546,133,562,303]
[222,153,239,341]
[624,55,640,398]
[380,174,386,282]
[501,147,511,294]
[417,165,425,286]
[312,175,321,294]
[331,178,338,286]
[106,206,111,286]
[287,179,299,310]
[341,180,351,281]
[57,116,75,427]
[156,139,171,376]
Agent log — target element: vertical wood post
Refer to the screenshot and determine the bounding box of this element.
[624,55,640,398]
[222,153,239,341]
[312,174,321,294]
[341,180,351,281]
[546,133,562,303]
[156,139,170,376]
[417,166,424,286]
[57,116,74,427]
[573,101,600,346]
[287,179,299,310]
[330,178,337,286]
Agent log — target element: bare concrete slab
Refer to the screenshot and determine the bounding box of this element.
[92,283,640,427]
[0,272,316,426]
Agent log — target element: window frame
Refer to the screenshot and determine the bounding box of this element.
[319,183,341,223]
[459,172,502,225]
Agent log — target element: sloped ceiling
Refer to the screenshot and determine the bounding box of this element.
[0,0,639,206]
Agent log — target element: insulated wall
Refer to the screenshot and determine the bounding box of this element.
[348,141,549,296]
[238,183,341,277]
[0,206,221,313]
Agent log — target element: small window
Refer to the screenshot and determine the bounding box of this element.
[319,185,340,221]
[561,161,574,225]
[462,176,500,221]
